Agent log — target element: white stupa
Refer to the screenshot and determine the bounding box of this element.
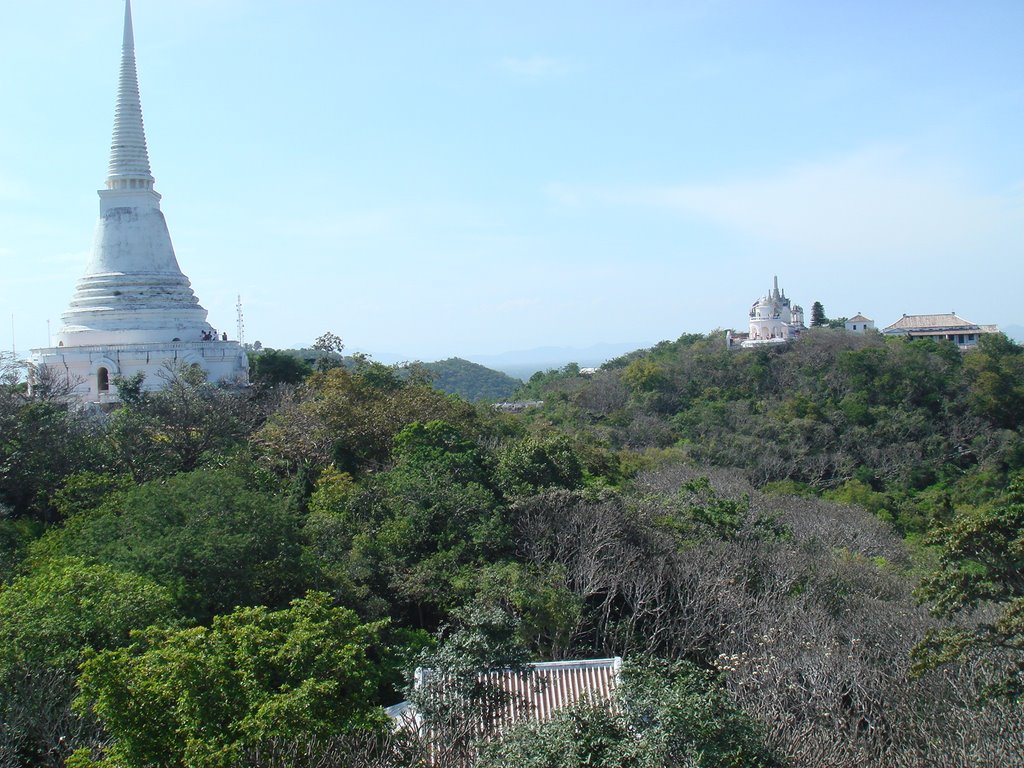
[32,0,248,402]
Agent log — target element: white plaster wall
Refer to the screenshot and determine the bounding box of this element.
[33,341,249,403]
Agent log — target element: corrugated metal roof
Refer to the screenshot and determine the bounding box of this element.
[490,658,621,723]
[388,657,621,728]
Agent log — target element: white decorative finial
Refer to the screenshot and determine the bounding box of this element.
[123,0,135,50]
[107,0,154,190]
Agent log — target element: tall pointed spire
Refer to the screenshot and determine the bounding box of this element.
[107,0,154,190]
[33,0,249,401]
[56,0,214,346]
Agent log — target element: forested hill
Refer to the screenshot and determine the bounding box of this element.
[0,335,1022,766]
[418,357,522,402]
[247,349,521,402]
[515,329,1024,534]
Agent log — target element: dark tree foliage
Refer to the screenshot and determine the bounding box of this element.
[107,365,262,482]
[307,420,510,629]
[963,332,1024,430]
[810,301,827,327]
[30,469,308,623]
[249,348,313,388]
[495,435,584,498]
[0,394,104,523]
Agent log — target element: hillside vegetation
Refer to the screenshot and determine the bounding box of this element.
[248,349,522,402]
[418,357,522,402]
[0,333,1021,767]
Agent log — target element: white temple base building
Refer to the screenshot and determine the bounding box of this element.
[34,342,247,404]
[31,0,247,403]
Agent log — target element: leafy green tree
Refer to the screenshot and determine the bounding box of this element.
[50,471,134,520]
[392,419,493,484]
[471,561,583,658]
[0,398,101,523]
[31,470,307,623]
[75,592,389,768]
[479,700,635,768]
[653,475,755,541]
[963,333,1024,430]
[301,420,514,629]
[0,558,176,766]
[342,421,508,627]
[249,349,313,388]
[810,301,827,327]
[107,365,258,482]
[495,435,584,498]
[913,474,1024,698]
[313,331,345,372]
[0,558,176,677]
[514,363,583,400]
[622,358,667,393]
[255,365,483,474]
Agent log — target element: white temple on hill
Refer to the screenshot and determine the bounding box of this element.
[727,277,805,349]
[31,0,248,403]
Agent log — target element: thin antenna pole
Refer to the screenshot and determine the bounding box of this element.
[47,319,52,347]
[10,315,15,357]
[236,295,245,345]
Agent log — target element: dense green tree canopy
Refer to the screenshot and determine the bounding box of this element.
[248,348,313,388]
[419,357,522,402]
[75,592,389,768]
[107,365,260,482]
[31,470,307,623]
[0,558,176,677]
[2,329,1024,766]
[0,559,177,766]
[254,364,483,474]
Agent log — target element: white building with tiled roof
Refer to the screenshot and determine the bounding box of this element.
[882,313,998,349]
[845,314,875,332]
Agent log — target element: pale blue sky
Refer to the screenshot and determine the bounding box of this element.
[1,1,1021,358]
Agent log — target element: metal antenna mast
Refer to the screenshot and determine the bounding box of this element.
[236,295,245,345]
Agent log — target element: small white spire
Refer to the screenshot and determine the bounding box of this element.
[123,0,135,49]
[107,0,154,190]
